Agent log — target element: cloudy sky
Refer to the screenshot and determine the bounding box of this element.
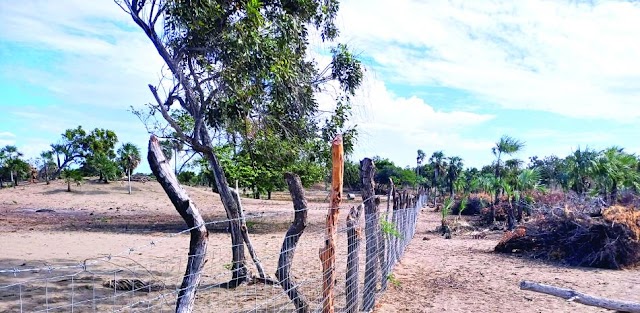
[1,0,640,173]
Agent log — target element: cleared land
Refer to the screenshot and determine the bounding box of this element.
[0,180,638,312]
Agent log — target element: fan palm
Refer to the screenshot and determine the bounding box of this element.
[118,143,142,194]
[492,136,525,204]
[429,151,446,206]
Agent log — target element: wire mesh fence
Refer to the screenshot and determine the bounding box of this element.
[0,193,426,313]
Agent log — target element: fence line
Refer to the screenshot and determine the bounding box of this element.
[0,193,426,312]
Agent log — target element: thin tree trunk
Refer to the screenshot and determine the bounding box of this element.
[320,135,343,313]
[231,188,267,280]
[345,204,363,313]
[276,173,310,313]
[520,281,640,313]
[67,181,71,192]
[203,149,249,288]
[148,135,208,313]
[361,158,379,312]
[128,168,132,195]
[10,171,14,188]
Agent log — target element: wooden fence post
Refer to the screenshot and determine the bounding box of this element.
[380,179,394,292]
[345,204,363,313]
[277,173,310,313]
[361,158,379,312]
[320,135,343,313]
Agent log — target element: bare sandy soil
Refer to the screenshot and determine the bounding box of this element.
[0,179,638,312]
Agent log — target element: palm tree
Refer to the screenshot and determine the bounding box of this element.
[566,147,597,197]
[492,136,525,204]
[446,156,464,197]
[592,147,639,204]
[429,151,446,206]
[1,145,23,187]
[416,149,426,177]
[118,143,142,195]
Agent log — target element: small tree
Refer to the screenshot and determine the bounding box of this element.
[61,169,83,192]
[118,143,142,194]
[39,151,55,185]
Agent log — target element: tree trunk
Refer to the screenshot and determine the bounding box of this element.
[44,166,49,185]
[67,181,71,192]
[433,169,438,207]
[361,158,379,312]
[148,135,208,313]
[276,173,310,313]
[267,190,272,200]
[231,188,267,280]
[128,168,132,195]
[345,204,363,313]
[520,281,640,313]
[320,135,343,313]
[10,170,15,188]
[203,149,249,288]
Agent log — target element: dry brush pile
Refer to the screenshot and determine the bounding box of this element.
[495,204,640,269]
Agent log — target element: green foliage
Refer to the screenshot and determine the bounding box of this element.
[380,218,402,239]
[178,171,197,185]
[442,197,454,221]
[117,143,141,176]
[89,153,119,183]
[387,273,401,288]
[61,169,83,191]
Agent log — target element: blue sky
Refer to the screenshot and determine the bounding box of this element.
[1,0,640,174]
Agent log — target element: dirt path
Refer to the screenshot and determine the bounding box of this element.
[376,208,640,312]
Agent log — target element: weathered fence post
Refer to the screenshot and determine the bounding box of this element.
[320,135,343,313]
[147,135,208,313]
[380,178,394,291]
[345,204,363,313]
[361,158,379,312]
[277,173,310,313]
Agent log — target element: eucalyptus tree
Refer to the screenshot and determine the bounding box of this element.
[117,0,363,291]
[38,151,55,185]
[118,143,142,194]
[491,135,525,203]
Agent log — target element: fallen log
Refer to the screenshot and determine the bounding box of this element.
[520,280,640,313]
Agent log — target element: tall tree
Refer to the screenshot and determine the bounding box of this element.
[51,126,89,177]
[592,147,639,204]
[446,156,463,197]
[416,149,426,178]
[118,143,142,194]
[491,135,525,204]
[566,147,597,196]
[38,151,55,185]
[429,151,446,206]
[118,0,363,290]
[1,145,23,187]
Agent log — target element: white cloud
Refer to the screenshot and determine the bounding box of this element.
[0,0,164,109]
[334,0,640,121]
[314,65,496,167]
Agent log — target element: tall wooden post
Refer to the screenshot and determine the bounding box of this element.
[361,158,379,311]
[320,135,343,313]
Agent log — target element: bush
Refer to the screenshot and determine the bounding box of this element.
[451,196,487,216]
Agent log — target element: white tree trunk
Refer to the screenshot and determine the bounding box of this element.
[128,168,132,194]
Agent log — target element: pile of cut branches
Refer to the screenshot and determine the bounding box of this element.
[495,205,640,269]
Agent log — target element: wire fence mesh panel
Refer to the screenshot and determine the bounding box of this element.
[1,192,426,313]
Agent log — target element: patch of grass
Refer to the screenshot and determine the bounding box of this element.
[223,263,232,270]
[387,273,401,288]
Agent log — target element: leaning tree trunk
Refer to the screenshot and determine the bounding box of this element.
[148,135,208,313]
[276,173,310,313]
[203,149,249,287]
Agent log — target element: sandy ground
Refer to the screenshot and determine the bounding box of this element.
[0,179,638,312]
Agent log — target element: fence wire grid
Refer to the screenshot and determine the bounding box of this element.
[0,193,427,313]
